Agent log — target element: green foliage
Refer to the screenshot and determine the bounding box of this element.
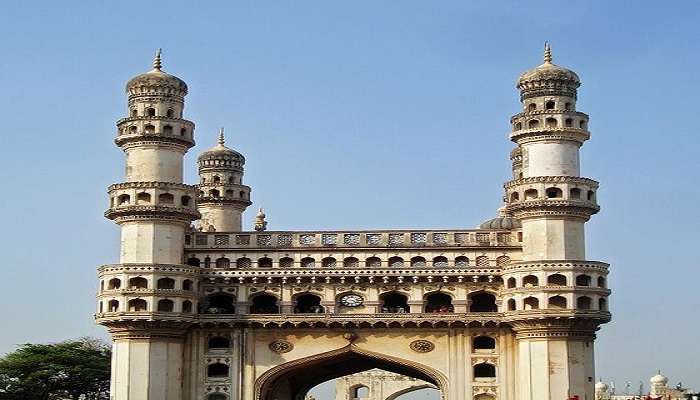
[0,337,111,400]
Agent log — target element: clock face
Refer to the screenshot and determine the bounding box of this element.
[340,294,363,307]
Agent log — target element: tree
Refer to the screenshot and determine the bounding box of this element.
[0,337,110,400]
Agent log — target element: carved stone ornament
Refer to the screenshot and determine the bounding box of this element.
[268,340,293,354]
[409,340,435,353]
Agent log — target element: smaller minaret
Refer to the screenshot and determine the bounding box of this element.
[254,208,267,231]
[196,128,252,231]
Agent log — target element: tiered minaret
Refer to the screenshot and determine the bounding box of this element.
[196,128,252,231]
[97,50,199,400]
[502,44,610,400]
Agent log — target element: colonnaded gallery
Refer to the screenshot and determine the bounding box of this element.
[95,45,611,400]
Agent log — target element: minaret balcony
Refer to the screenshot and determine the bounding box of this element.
[104,204,200,223]
[509,126,590,145]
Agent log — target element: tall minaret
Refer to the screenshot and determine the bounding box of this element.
[503,44,610,400]
[196,128,252,232]
[97,50,199,400]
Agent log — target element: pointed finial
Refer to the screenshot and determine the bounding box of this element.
[255,208,267,231]
[543,42,552,64]
[153,48,162,70]
[218,127,225,145]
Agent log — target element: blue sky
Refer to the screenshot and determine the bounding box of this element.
[0,1,698,397]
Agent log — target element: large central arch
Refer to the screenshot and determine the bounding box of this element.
[254,345,447,400]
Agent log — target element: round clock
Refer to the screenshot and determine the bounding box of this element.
[340,294,364,307]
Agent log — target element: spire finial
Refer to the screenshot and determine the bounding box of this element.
[543,42,552,64]
[218,127,225,145]
[153,48,162,70]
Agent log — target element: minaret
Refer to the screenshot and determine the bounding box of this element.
[97,50,199,400]
[196,128,252,232]
[502,44,610,400]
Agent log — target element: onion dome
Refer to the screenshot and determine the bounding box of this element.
[595,380,609,392]
[126,49,188,94]
[517,43,580,99]
[198,128,245,171]
[650,371,668,385]
[479,206,522,229]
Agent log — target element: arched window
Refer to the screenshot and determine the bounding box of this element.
[545,117,557,128]
[365,257,381,268]
[236,258,251,268]
[546,187,563,198]
[187,257,200,267]
[128,299,147,312]
[181,195,191,206]
[522,275,538,287]
[157,299,174,312]
[129,125,138,134]
[432,256,448,268]
[257,257,273,268]
[182,280,193,291]
[213,175,221,183]
[379,292,409,313]
[146,108,156,116]
[577,296,592,310]
[576,274,592,287]
[425,292,453,313]
[204,294,235,314]
[528,103,536,111]
[475,256,489,267]
[294,293,323,313]
[209,189,220,198]
[204,257,211,268]
[343,257,359,268]
[207,363,229,378]
[215,257,230,269]
[475,394,496,400]
[301,257,316,268]
[239,191,246,198]
[157,193,174,204]
[570,188,582,199]
[163,125,173,135]
[410,256,426,267]
[208,336,231,349]
[455,256,469,267]
[388,256,404,268]
[587,190,596,201]
[496,256,510,267]
[564,102,572,110]
[548,295,567,309]
[108,278,121,290]
[166,109,174,118]
[129,277,148,289]
[182,300,193,313]
[507,299,516,311]
[597,276,606,288]
[180,128,187,136]
[473,336,496,351]
[565,118,573,127]
[228,176,235,184]
[279,257,294,268]
[474,363,496,378]
[523,296,539,310]
[131,109,138,117]
[524,189,538,200]
[351,385,369,399]
[599,298,607,311]
[208,394,227,400]
[580,120,587,129]
[510,192,520,202]
[157,278,175,289]
[144,124,155,134]
[117,194,130,205]
[322,257,337,268]
[136,192,151,204]
[528,119,539,128]
[108,300,119,312]
[514,122,522,130]
[545,100,555,110]
[507,277,516,288]
[470,292,497,312]
[250,293,279,314]
[547,274,567,286]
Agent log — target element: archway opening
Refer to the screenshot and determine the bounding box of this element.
[250,293,280,314]
[380,292,410,313]
[425,292,453,313]
[294,293,323,313]
[203,294,235,314]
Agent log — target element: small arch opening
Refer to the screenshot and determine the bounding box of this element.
[410,256,426,267]
[207,363,229,378]
[455,256,469,267]
[425,292,453,313]
[157,278,175,289]
[577,296,592,310]
[107,278,121,290]
[128,299,147,312]
[379,292,409,313]
[510,192,520,202]
[570,188,582,199]
[564,102,572,110]
[157,299,174,312]
[565,118,573,127]
[597,276,606,288]
[528,119,539,129]
[258,257,273,268]
[527,103,537,111]
[587,190,596,201]
[473,363,496,378]
[598,298,607,311]
[181,195,192,206]
[162,125,173,135]
[108,300,119,312]
[158,193,174,204]
[215,257,230,269]
[523,296,539,310]
[279,257,294,268]
[469,292,497,312]
[146,108,156,117]
[166,108,174,118]
[322,257,337,268]
[576,274,592,287]
[522,275,539,287]
[343,257,359,268]
[187,257,200,267]
[545,100,555,110]
[507,298,516,311]
[204,294,235,314]
[117,194,130,205]
[365,256,381,268]
[432,256,448,268]
[351,385,369,399]
[136,192,151,204]
[506,277,516,289]
[250,293,279,314]
[129,277,148,289]
[547,274,567,286]
[524,189,538,200]
[300,257,316,268]
[144,124,155,134]
[473,336,496,351]
[548,295,567,309]
[183,301,193,313]
[545,117,557,128]
[546,187,563,198]
[208,336,231,349]
[294,293,323,313]
[182,280,193,291]
[388,256,404,268]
